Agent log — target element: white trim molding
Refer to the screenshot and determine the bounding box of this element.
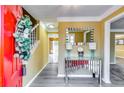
[57,16,101,22]
[57,74,98,78]
[104,12,124,84]
[100,6,123,21]
[57,6,122,22]
[104,22,111,84]
[102,78,111,84]
[25,63,48,87]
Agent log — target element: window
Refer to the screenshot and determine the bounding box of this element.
[29,24,39,49]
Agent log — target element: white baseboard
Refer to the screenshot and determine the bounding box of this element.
[102,78,111,84]
[25,63,48,87]
[58,74,98,78]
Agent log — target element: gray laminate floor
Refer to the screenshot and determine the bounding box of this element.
[30,58,124,87]
[102,64,124,87]
[30,63,99,87]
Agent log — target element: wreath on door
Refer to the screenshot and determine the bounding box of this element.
[13,15,32,61]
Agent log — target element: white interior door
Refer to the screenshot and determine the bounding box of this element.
[49,41,58,63]
[52,41,58,63]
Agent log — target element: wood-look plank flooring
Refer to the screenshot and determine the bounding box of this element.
[30,58,124,87]
[30,63,99,87]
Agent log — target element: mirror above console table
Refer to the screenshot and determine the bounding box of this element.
[65,26,97,58]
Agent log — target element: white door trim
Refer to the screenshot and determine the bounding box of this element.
[104,12,124,84]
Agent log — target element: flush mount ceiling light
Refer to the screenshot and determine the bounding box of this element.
[47,23,55,29]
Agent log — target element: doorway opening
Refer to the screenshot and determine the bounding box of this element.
[104,11,124,84]
[107,15,124,85]
[115,34,124,65]
[49,40,58,63]
[48,34,59,64]
[110,33,124,85]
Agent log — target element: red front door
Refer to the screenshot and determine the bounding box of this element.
[0,5,3,87]
[2,5,23,87]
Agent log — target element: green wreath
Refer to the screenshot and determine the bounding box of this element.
[13,15,32,61]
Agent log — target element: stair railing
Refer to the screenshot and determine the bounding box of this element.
[65,57,102,85]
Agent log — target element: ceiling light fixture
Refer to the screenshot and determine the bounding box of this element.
[47,24,55,29]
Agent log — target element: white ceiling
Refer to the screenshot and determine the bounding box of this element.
[23,5,114,21]
[22,5,120,32]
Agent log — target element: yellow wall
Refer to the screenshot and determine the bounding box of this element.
[100,6,124,59]
[48,32,58,34]
[115,45,124,57]
[58,22,103,75]
[58,22,102,57]
[23,22,49,86]
[58,6,124,75]
[102,7,124,22]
